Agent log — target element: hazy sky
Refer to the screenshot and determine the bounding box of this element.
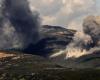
[29,0,100,30]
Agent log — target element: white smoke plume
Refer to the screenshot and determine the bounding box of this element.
[63,31,92,59]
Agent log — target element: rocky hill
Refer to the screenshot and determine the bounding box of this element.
[23,25,76,56]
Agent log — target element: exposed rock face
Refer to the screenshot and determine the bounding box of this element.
[83,16,100,47]
[24,25,76,56]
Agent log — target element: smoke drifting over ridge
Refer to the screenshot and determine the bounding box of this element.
[66,15,100,52]
[0,0,40,49]
[50,15,100,59]
[64,15,100,59]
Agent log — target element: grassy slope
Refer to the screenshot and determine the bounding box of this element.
[0,51,100,80]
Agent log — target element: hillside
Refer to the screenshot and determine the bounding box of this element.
[23,25,76,56]
[0,51,100,80]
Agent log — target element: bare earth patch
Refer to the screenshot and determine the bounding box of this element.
[0,52,15,58]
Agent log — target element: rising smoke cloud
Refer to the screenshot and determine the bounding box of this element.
[66,31,93,50]
[0,0,40,49]
[83,15,100,47]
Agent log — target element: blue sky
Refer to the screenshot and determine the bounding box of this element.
[29,0,100,30]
